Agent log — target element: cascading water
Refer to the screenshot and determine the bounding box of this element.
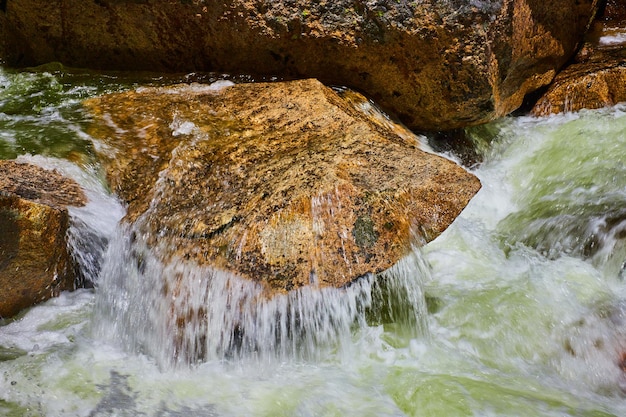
[1,66,626,416]
[93,223,429,367]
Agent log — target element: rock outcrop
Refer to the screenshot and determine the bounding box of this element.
[0,160,86,318]
[85,79,481,296]
[533,0,626,115]
[2,0,598,131]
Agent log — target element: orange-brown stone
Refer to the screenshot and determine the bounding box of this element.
[85,79,481,295]
[532,0,626,116]
[0,161,86,318]
[531,50,626,116]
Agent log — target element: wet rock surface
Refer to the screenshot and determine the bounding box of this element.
[0,160,87,208]
[533,0,626,115]
[85,79,481,295]
[2,0,598,131]
[0,160,86,318]
[531,48,626,115]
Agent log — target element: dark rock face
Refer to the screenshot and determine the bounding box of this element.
[2,0,598,130]
[601,0,626,21]
[0,161,86,318]
[84,79,481,296]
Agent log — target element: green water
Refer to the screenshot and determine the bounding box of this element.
[0,65,626,416]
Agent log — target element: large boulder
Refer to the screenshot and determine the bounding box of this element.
[2,0,598,131]
[533,0,626,116]
[84,79,481,296]
[0,161,86,318]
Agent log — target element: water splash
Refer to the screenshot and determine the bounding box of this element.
[12,155,125,288]
[6,79,626,414]
[491,108,626,278]
[88,88,435,367]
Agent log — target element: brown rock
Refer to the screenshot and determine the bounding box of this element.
[532,0,626,116]
[85,79,481,295]
[531,49,626,116]
[0,160,87,208]
[3,0,598,131]
[0,161,86,318]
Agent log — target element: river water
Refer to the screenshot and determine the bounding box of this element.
[1,65,626,416]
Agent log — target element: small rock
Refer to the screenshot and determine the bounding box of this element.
[0,161,85,318]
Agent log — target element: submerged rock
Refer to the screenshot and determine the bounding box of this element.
[85,79,481,296]
[0,161,86,318]
[3,0,598,130]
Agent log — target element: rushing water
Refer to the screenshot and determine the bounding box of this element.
[1,65,626,416]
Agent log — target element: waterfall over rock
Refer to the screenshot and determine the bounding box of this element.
[85,79,480,295]
[85,78,479,364]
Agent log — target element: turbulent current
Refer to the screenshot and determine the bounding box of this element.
[1,65,626,416]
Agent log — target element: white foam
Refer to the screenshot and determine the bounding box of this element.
[136,80,235,95]
[599,32,626,46]
[169,116,198,137]
[92,219,430,368]
[0,290,94,353]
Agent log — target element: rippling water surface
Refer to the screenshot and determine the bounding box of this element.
[1,65,626,416]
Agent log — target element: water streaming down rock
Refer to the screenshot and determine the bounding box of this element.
[0,157,108,318]
[84,79,480,298]
[11,67,626,415]
[13,155,126,288]
[94,217,431,366]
